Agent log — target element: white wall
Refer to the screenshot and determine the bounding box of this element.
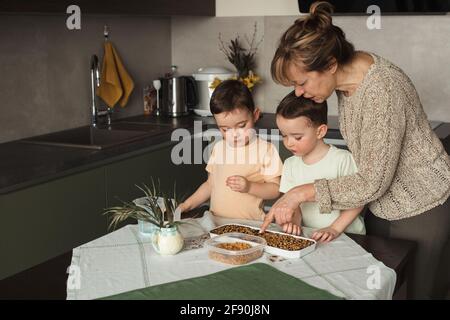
[172,14,450,121]
[0,14,172,143]
[216,0,300,17]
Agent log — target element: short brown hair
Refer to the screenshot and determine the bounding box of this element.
[276,91,327,126]
[210,79,255,115]
[271,1,355,86]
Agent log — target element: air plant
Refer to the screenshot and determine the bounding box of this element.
[103,178,183,231]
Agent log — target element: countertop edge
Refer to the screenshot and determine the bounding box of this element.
[1,114,448,195]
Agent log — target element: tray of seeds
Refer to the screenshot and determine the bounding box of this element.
[205,232,266,265]
[210,224,316,259]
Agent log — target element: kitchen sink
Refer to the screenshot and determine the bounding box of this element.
[20,124,172,150]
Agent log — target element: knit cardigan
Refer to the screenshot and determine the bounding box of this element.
[314,53,450,221]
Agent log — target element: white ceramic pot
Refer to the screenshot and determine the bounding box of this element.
[152,226,184,255]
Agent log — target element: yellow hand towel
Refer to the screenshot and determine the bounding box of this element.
[97,41,134,108]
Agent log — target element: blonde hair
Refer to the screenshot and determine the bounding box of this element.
[271,1,355,86]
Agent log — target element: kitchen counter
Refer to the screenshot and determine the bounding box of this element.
[0,115,205,195]
[0,129,176,195]
[0,113,448,195]
[0,113,285,194]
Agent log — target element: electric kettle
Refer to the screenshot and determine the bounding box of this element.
[159,66,198,117]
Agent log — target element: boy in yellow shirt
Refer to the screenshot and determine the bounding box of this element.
[178,80,283,220]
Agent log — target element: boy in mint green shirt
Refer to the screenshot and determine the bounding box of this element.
[276,92,365,242]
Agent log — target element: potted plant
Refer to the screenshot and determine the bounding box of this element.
[103,180,185,255]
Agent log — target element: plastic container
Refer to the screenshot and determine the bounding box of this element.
[205,232,266,265]
[210,224,316,259]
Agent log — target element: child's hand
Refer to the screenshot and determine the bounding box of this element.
[177,202,189,214]
[226,175,250,193]
[311,227,341,242]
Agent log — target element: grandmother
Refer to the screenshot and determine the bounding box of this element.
[261,1,450,299]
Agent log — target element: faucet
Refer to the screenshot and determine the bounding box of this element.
[90,54,112,127]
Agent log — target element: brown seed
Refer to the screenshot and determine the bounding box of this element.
[210,225,314,251]
[208,249,263,265]
[216,242,252,251]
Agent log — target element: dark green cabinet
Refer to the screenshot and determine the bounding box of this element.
[105,143,207,207]
[105,151,158,207]
[0,139,207,280]
[0,167,107,280]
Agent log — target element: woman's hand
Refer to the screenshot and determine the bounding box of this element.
[260,189,302,232]
[281,222,302,236]
[226,175,250,193]
[260,183,315,233]
[311,227,341,242]
[280,207,302,236]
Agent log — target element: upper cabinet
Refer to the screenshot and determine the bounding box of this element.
[0,0,305,16]
[215,0,300,17]
[299,0,450,15]
[0,0,215,16]
[215,0,450,16]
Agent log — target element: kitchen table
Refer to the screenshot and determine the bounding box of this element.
[0,208,416,300]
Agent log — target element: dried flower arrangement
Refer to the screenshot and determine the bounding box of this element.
[212,22,263,91]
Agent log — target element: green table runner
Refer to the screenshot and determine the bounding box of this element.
[101,263,343,300]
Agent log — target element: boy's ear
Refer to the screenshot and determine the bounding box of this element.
[316,124,328,139]
[253,107,261,121]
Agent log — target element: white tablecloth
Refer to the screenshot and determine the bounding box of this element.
[66,212,396,300]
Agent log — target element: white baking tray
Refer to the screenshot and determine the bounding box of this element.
[210,223,316,259]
